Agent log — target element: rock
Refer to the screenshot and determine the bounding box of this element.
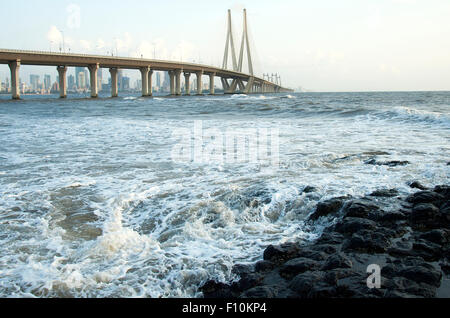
[310,244,339,255]
[397,265,442,288]
[241,286,278,298]
[409,181,428,190]
[321,253,353,270]
[200,280,233,298]
[365,159,410,167]
[308,283,338,298]
[410,203,441,228]
[333,217,377,235]
[316,231,345,245]
[370,189,399,197]
[309,196,349,220]
[279,257,320,278]
[412,240,443,262]
[406,191,444,205]
[343,200,380,218]
[343,230,390,253]
[263,243,300,262]
[231,273,262,292]
[440,201,450,222]
[232,264,253,276]
[254,260,276,273]
[288,271,323,296]
[434,185,450,199]
[418,229,449,245]
[302,186,317,193]
[296,248,328,261]
[378,210,407,222]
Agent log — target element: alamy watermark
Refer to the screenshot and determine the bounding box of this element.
[367,264,381,289]
[171,121,280,168]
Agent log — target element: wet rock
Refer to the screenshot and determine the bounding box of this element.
[302,186,317,193]
[410,203,441,228]
[288,271,323,296]
[434,185,450,199]
[343,230,390,253]
[333,217,377,235]
[315,231,345,245]
[406,191,444,205]
[263,242,300,262]
[370,189,399,197]
[343,200,380,218]
[321,253,353,270]
[231,273,262,292]
[232,264,253,276]
[409,181,428,190]
[364,159,410,167]
[418,229,449,245]
[309,196,349,220]
[385,277,437,298]
[310,244,339,255]
[296,248,328,261]
[279,257,321,278]
[440,201,450,222]
[308,283,338,298]
[200,280,234,298]
[254,260,276,273]
[241,286,278,298]
[397,265,442,288]
[412,240,443,262]
[377,210,407,222]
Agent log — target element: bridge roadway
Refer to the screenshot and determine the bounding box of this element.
[0,49,293,99]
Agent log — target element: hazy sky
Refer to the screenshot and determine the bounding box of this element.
[1,0,449,91]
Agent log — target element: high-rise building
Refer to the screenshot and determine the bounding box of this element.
[44,75,51,91]
[75,67,89,89]
[68,75,75,91]
[77,72,86,90]
[122,76,130,91]
[156,72,161,90]
[30,75,40,91]
[162,71,170,92]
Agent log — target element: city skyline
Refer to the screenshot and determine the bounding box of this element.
[1,0,450,91]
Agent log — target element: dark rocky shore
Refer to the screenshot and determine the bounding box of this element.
[200,183,450,298]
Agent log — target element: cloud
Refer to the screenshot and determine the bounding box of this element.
[79,39,92,51]
[47,26,63,44]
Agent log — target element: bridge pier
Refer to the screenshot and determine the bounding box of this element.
[57,66,68,98]
[169,71,175,95]
[175,70,182,96]
[88,64,99,98]
[209,73,215,95]
[148,70,153,97]
[196,71,203,95]
[140,67,150,97]
[184,73,191,95]
[109,68,118,97]
[8,60,20,100]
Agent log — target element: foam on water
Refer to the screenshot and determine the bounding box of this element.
[0,91,449,297]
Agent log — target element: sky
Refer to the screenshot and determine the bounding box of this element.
[0,0,449,92]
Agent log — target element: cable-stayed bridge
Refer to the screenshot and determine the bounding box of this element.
[0,9,293,100]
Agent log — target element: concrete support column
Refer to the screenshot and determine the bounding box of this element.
[184,73,191,95]
[148,70,153,96]
[196,71,203,95]
[88,64,99,98]
[57,66,68,98]
[109,68,118,97]
[175,69,182,96]
[209,73,215,95]
[8,60,20,100]
[140,67,150,97]
[169,71,175,95]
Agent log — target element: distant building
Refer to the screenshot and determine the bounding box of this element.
[44,75,51,91]
[121,76,130,91]
[77,72,86,90]
[75,67,88,90]
[162,71,170,92]
[30,74,40,91]
[118,69,123,91]
[68,75,75,91]
[156,72,161,90]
